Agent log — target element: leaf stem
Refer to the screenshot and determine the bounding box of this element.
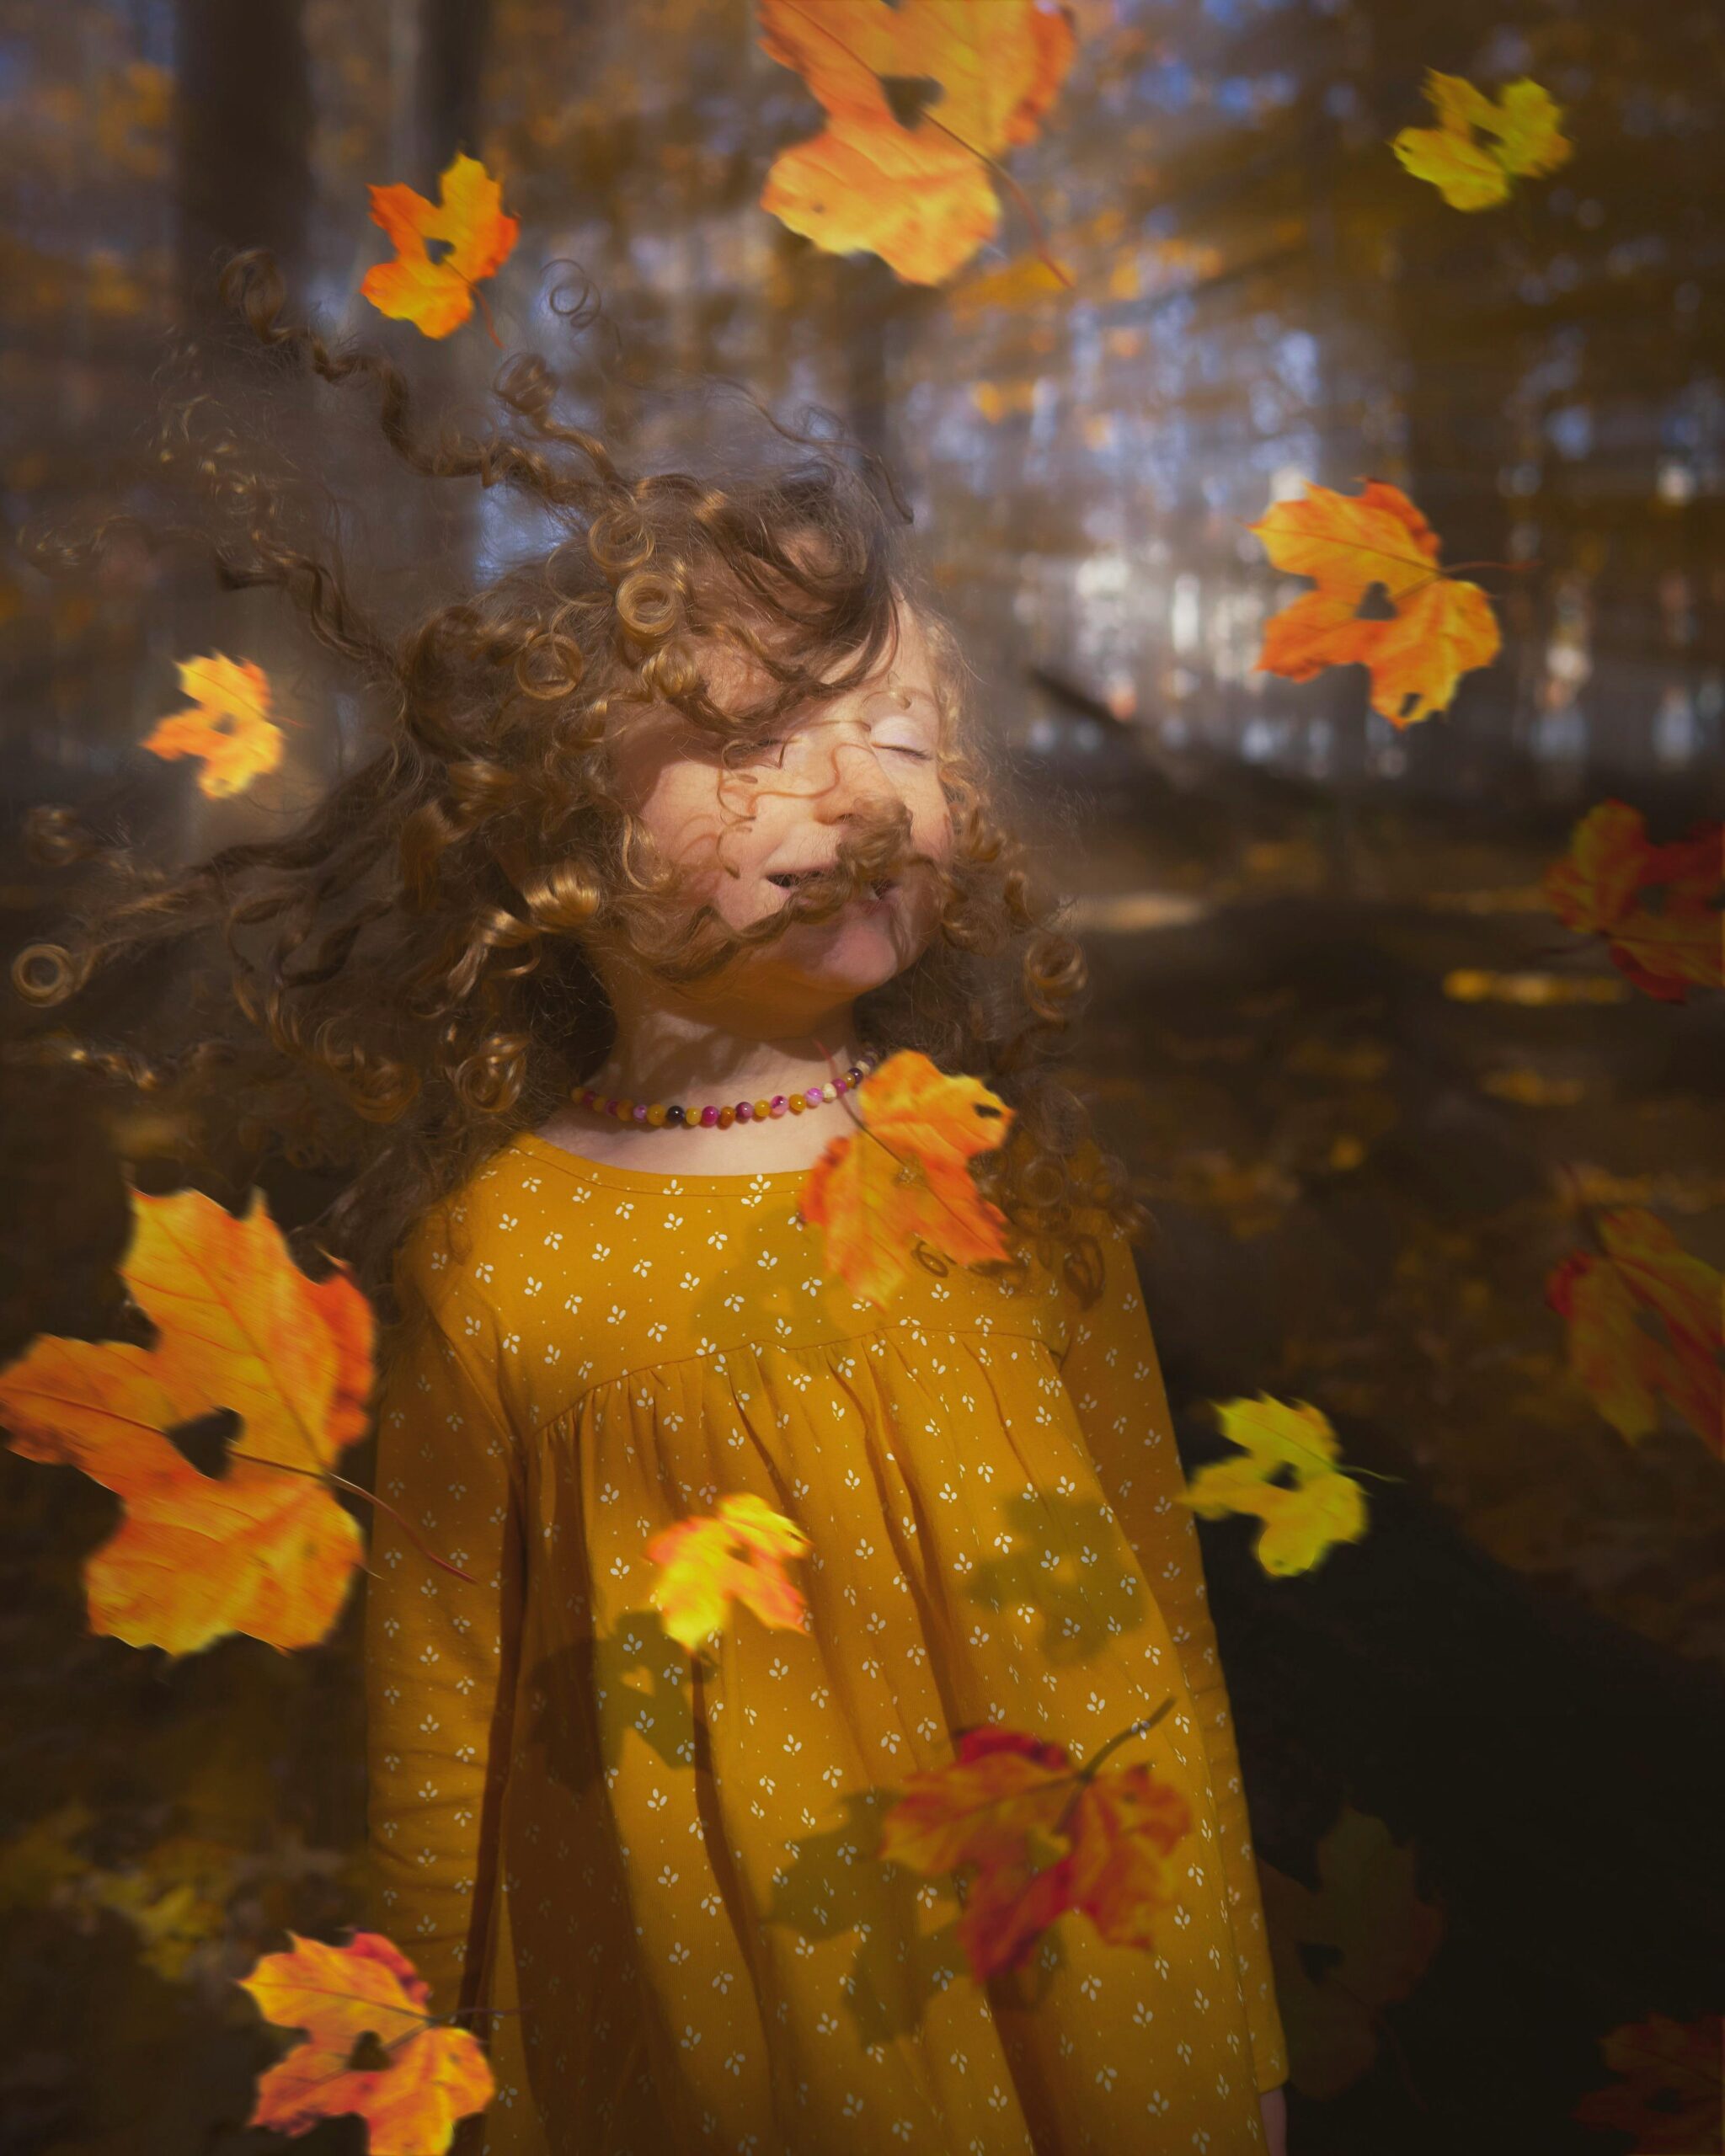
[470,280,504,349]
[225,1449,478,1582]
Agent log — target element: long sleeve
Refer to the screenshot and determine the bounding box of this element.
[1057,1209,1290,2095]
[363,1265,528,2027]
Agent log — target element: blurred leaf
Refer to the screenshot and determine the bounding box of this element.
[644,1492,812,1652]
[757,0,1076,285]
[141,655,281,801]
[360,152,519,339]
[1443,969,1629,1005]
[1572,2012,1724,2153]
[1180,1395,1370,1576]
[1546,1208,1722,1455]
[1392,72,1572,211]
[1542,800,1723,1004]
[878,1720,1189,1981]
[1479,1066,1587,1107]
[1261,1807,1444,2100]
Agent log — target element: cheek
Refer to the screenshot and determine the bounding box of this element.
[914,785,956,865]
[635,767,745,888]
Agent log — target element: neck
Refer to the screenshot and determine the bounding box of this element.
[580,1006,868,1111]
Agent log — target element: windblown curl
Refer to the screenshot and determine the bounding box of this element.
[10,251,1139,1321]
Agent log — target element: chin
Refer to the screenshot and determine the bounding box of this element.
[756,900,931,998]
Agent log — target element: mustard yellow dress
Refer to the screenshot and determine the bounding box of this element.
[364,1127,1288,2155]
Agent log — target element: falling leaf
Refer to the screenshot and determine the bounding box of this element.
[1249,479,1501,726]
[798,1049,1015,1306]
[141,655,282,800]
[1542,800,1723,1004]
[644,1492,812,1652]
[1260,1806,1444,2100]
[1179,1396,1369,1576]
[239,1930,494,2155]
[879,1721,1189,1980]
[360,152,519,339]
[0,1182,375,1657]
[1572,2012,1725,2153]
[756,0,1077,285]
[1546,1209,1722,1456]
[1392,72,1572,211]
[1442,968,1628,1006]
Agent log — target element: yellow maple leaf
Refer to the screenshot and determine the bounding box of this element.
[141,655,282,800]
[1179,1396,1369,1576]
[757,0,1076,285]
[1392,72,1572,211]
[360,152,519,339]
[644,1493,813,1652]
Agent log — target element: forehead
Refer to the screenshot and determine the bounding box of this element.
[606,602,944,807]
[697,600,941,718]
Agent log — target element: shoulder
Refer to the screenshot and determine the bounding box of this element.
[394,1131,546,1321]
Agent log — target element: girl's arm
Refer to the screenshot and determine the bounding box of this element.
[1056,1206,1290,2099]
[363,1278,527,2029]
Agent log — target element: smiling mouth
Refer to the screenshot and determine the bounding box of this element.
[768,871,897,898]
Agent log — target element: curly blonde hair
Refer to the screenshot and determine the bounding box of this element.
[12,253,1139,1322]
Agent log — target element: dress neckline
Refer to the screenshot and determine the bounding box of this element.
[509,1127,816,1195]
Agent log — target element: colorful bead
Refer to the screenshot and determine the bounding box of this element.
[572,1049,879,1136]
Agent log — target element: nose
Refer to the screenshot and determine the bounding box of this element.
[809,734,905,826]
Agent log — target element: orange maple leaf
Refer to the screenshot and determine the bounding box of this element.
[644,1492,812,1652]
[0,1182,376,1656]
[360,152,519,339]
[1546,1208,1722,1456]
[799,1048,1014,1307]
[239,1930,494,2155]
[1248,479,1501,727]
[1542,800,1723,1003]
[757,0,1076,286]
[1572,2012,1724,2153]
[879,1719,1190,1980]
[141,654,282,799]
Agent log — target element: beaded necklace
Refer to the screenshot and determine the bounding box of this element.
[571,1046,882,1133]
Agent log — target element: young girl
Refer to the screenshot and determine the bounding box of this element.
[25,261,1286,2154]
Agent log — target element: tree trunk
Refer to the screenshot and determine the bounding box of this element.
[174,0,311,319]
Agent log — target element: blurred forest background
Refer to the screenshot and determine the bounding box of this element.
[0,2,1721,2153]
